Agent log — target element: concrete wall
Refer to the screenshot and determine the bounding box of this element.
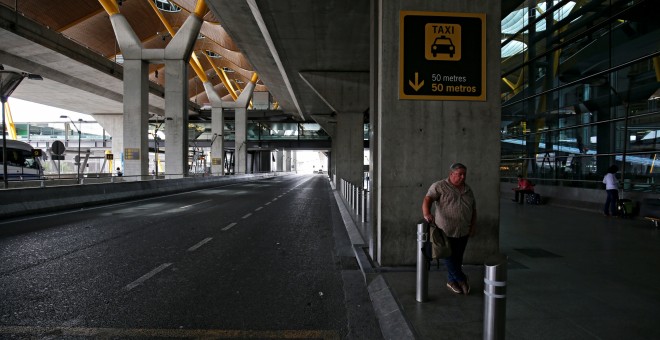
[0,173,279,219]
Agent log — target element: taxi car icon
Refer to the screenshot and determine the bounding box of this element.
[431,36,455,58]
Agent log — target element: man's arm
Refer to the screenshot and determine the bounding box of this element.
[469,208,477,237]
[422,196,434,223]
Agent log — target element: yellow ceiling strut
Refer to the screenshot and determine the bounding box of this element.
[193,0,209,18]
[97,0,119,16]
[4,102,16,140]
[204,53,238,100]
[190,52,208,82]
[145,1,209,83]
[653,56,660,81]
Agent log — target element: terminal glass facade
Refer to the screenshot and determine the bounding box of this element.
[500,0,660,193]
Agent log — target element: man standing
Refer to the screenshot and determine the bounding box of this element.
[422,163,477,295]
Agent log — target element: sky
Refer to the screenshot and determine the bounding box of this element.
[7,98,93,123]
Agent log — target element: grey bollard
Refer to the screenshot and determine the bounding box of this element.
[416,221,429,302]
[483,253,508,340]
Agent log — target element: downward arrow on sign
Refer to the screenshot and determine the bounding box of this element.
[409,72,424,91]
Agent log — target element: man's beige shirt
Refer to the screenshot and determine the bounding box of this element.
[426,179,476,237]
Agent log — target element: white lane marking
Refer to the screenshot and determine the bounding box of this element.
[187,237,213,252]
[222,222,237,231]
[242,213,252,219]
[272,198,278,201]
[180,200,211,209]
[265,202,271,206]
[255,207,263,212]
[124,263,172,291]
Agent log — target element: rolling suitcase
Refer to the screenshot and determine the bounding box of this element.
[526,193,541,205]
[617,199,634,217]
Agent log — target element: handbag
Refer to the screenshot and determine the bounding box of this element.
[429,222,452,259]
[420,221,452,270]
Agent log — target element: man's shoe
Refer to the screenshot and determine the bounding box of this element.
[446,282,462,294]
[459,280,470,295]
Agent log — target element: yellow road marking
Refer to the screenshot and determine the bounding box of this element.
[0,326,340,339]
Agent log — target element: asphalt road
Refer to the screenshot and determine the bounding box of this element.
[0,174,382,339]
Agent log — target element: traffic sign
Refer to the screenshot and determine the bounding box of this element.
[51,140,65,155]
[400,11,486,101]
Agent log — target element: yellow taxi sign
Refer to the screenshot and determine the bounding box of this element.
[400,11,486,101]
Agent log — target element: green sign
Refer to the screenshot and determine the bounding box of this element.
[400,11,486,101]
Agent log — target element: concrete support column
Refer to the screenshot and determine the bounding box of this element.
[210,106,224,175]
[275,149,283,172]
[122,59,149,179]
[369,0,380,259]
[234,107,247,174]
[335,112,364,193]
[164,59,189,178]
[292,150,298,173]
[374,0,501,265]
[285,150,292,172]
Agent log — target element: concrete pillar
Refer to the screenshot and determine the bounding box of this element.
[122,59,149,179]
[292,150,298,173]
[164,59,189,178]
[105,8,204,179]
[369,0,380,259]
[275,149,283,172]
[285,150,292,172]
[220,76,257,175]
[234,107,247,174]
[203,78,226,176]
[374,0,501,265]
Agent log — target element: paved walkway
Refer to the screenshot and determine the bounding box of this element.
[338,189,660,339]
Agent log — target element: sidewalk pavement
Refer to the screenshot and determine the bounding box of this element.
[334,184,660,339]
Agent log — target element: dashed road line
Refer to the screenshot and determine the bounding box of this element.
[255,207,263,211]
[187,237,213,252]
[265,202,271,206]
[124,263,172,291]
[222,222,237,231]
[180,200,212,209]
[242,213,252,219]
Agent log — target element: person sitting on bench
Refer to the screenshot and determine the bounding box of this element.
[512,175,534,204]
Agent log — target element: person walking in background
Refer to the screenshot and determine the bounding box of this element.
[422,163,477,295]
[603,165,619,217]
[512,174,534,204]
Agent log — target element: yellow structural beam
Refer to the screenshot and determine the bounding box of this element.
[194,0,209,18]
[204,53,238,101]
[654,56,660,81]
[190,52,208,83]
[4,102,16,140]
[145,2,209,83]
[97,0,119,16]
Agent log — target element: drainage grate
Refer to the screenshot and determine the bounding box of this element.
[514,248,562,258]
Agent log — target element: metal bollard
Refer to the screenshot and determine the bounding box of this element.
[362,189,368,222]
[416,221,429,302]
[483,253,508,340]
